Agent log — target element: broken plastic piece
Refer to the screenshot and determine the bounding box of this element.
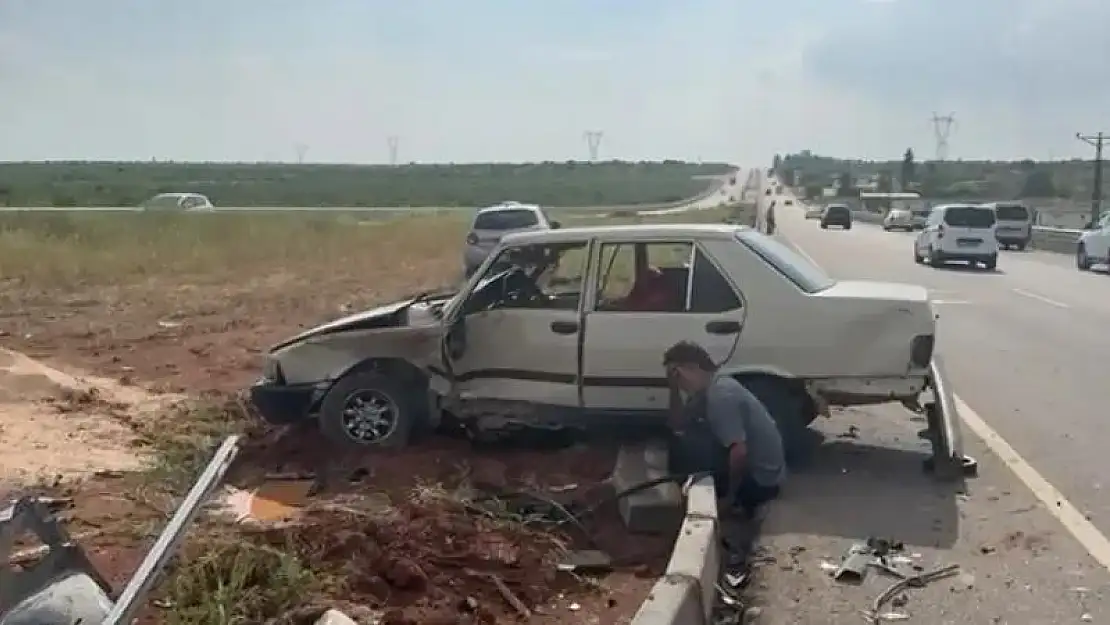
[834,543,873,583]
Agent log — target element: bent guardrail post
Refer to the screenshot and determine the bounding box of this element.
[926,356,971,480]
[103,435,241,625]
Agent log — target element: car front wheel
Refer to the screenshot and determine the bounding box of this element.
[318,370,419,448]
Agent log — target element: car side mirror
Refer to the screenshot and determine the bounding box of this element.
[550,220,562,229]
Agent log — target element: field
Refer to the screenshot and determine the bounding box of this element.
[0,160,732,208]
[0,204,750,624]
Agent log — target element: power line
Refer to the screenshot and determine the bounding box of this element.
[929,112,956,161]
[583,130,603,162]
[387,136,400,166]
[1077,131,1108,224]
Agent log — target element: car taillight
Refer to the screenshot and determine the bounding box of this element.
[911,334,934,369]
[936,224,945,239]
[466,232,479,245]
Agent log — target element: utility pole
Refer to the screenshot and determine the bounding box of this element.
[583,130,603,162]
[294,143,308,164]
[930,112,956,161]
[1077,131,1107,224]
[387,136,400,166]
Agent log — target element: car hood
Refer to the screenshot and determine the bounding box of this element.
[815,280,929,304]
[269,293,455,352]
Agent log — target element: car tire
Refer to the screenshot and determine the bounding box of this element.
[318,370,420,449]
[737,376,814,468]
[883,225,891,231]
[983,255,997,271]
[843,223,852,230]
[1015,241,1028,251]
[929,247,944,268]
[820,223,829,229]
[913,246,924,264]
[1077,244,1091,271]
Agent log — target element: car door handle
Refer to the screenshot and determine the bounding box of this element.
[705,320,742,335]
[550,320,579,335]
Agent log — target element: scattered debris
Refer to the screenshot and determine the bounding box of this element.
[862,564,961,624]
[839,425,861,439]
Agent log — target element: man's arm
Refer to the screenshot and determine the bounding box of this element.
[705,381,749,487]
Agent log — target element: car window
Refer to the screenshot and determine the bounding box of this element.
[943,206,995,228]
[994,204,1028,221]
[467,241,589,312]
[473,209,540,230]
[594,241,694,313]
[689,248,742,313]
[735,230,835,294]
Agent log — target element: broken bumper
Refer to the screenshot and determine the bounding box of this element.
[249,379,318,425]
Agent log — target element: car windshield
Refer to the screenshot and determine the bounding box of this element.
[735,230,836,293]
[473,209,540,230]
[943,207,996,228]
[994,204,1029,220]
[827,206,849,215]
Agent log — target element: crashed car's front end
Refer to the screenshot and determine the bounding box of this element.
[250,295,450,428]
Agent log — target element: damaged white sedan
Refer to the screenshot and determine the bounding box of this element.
[251,223,953,465]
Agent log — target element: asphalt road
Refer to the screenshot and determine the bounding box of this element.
[776,199,1110,533]
[747,178,1110,623]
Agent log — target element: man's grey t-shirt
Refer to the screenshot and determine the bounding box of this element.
[704,374,786,487]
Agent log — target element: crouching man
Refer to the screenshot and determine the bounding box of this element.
[663,341,786,519]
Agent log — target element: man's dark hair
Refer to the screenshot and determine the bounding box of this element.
[663,341,717,372]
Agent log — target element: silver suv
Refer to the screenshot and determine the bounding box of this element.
[463,202,559,276]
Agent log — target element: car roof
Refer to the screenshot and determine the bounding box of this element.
[933,203,990,211]
[476,202,542,214]
[503,223,751,245]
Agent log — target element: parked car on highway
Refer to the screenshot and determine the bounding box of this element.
[1076,213,1110,271]
[882,208,915,231]
[251,223,938,462]
[804,205,823,220]
[982,202,1032,250]
[139,192,214,211]
[913,204,998,270]
[462,202,559,277]
[820,204,852,229]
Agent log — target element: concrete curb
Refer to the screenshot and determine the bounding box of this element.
[630,476,721,625]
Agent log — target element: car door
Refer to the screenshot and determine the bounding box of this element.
[439,240,588,408]
[580,239,745,412]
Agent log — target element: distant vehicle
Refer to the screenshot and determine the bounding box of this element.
[463,203,559,277]
[910,207,931,230]
[982,202,1032,250]
[805,205,823,220]
[783,199,794,207]
[139,192,214,211]
[913,204,998,270]
[820,204,852,230]
[1076,213,1110,271]
[883,208,915,231]
[765,189,773,196]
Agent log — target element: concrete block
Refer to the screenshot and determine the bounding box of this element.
[629,574,705,625]
[611,442,683,534]
[665,517,720,624]
[684,476,718,520]
[1,573,113,625]
[314,609,359,625]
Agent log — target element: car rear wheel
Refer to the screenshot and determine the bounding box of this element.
[737,375,815,468]
[318,371,419,448]
[913,245,924,264]
[983,255,997,271]
[929,247,944,267]
[1077,244,1091,271]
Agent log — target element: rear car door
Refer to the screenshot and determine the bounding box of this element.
[441,240,588,408]
[580,239,745,412]
[942,206,995,253]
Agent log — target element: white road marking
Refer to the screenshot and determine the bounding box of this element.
[931,300,971,305]
[955,395,1110,572]
[1011,288,1070,309]
[788,233,1110,571]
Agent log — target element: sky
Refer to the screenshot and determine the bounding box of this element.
[1,0,1108,164]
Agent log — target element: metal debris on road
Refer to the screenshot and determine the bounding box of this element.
[862,563,961,624]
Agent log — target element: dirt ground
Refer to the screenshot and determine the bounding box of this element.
[0,210,710,623]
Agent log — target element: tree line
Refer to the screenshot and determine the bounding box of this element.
[0,160,733,208]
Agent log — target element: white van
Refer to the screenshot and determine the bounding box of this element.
[982,201,1032,250]
[913,203,999,270]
